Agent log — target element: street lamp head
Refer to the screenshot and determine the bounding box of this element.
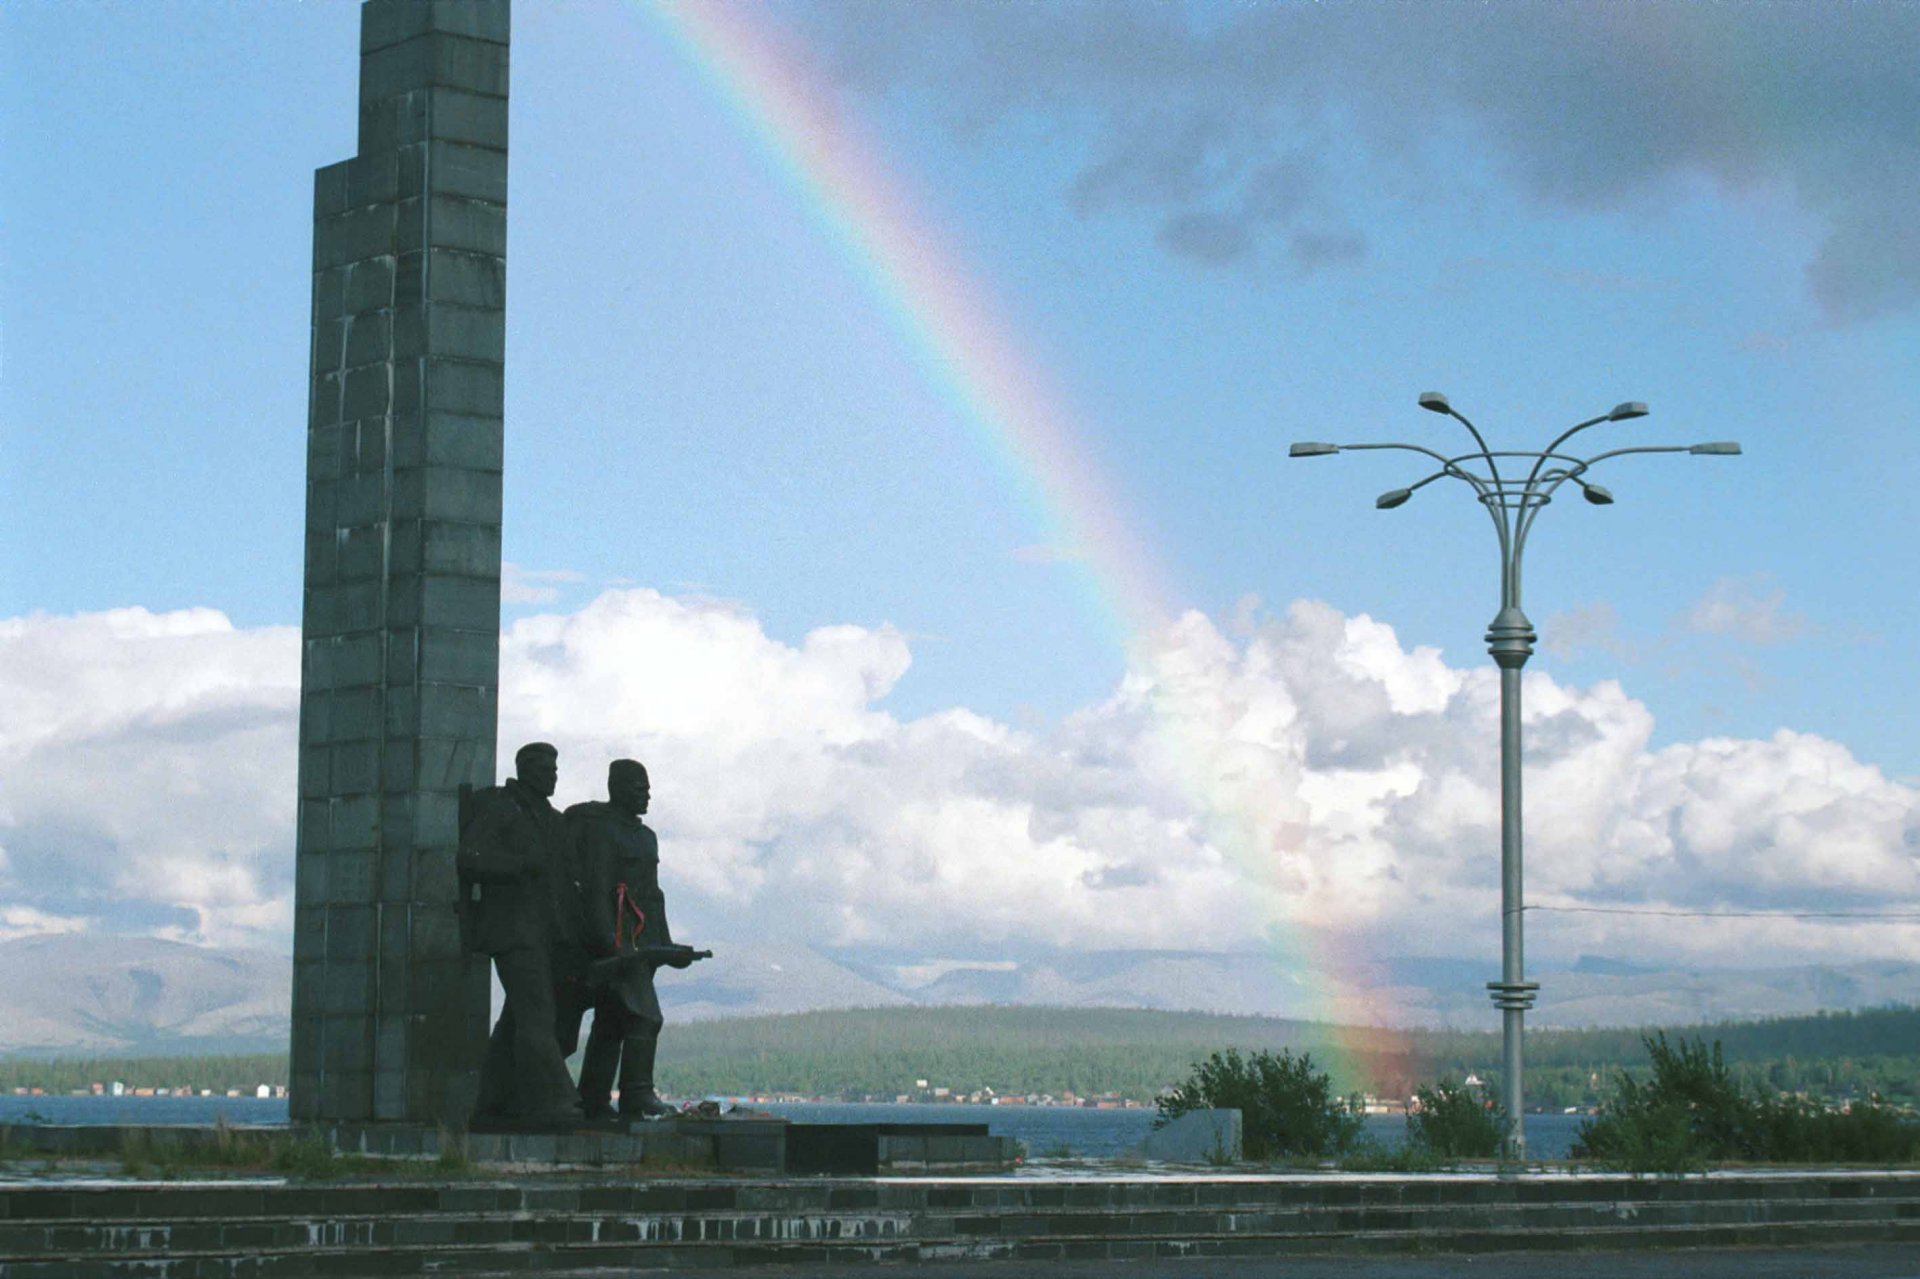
[1690,441,1742,455]
[1289,441,1341,458]
[1608,401,1649,421]
[1375,487,1413,509]
[1580,481,1615,505]
[1417,391,1451,414]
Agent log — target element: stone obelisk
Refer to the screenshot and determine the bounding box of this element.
[291,0,509,1125]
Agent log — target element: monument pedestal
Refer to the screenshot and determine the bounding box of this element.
[320,1115,791,1174]
[322,1113,787,1167]
[321,1117,1019,1176]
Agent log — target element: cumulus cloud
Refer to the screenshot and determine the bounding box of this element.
[788,0,1920,320]
[0,608,300,948]
[2,592,1915,975]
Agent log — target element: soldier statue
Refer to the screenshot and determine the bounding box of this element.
[458,741,586,1128]
[564,759,706,1120]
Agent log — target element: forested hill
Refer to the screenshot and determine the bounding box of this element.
[661,1005,1333,1100]
[653,1003,1920,1105]
[1418,1005,1920,1069]
[4,1004,1913,1107]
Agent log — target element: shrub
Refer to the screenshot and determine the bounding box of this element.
[1573,1034,1746,1171]
[1573,1033,1920,1171]
[1157,1048,1362,1160]
[1744,1093,1920,1163]
[1407,1078,1504,1158]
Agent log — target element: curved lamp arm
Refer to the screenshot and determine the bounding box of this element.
[1421,392,1504,489]
[1515,456,1599,547]
[1581,443,1715,467]
[1513,435,1737,580]
[1342,442,1510,556]
[1524,402,1645,492]
[1336,441,1490,496]
[1525,413,1610,492]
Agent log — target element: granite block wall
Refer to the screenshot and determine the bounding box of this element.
[291,0,510,1125]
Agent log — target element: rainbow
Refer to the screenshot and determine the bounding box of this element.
[622,2,1395,1082]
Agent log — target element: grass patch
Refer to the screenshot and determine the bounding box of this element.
[1332,1137,1450,1173]
[0,1124,37,1165]
[434,1127,474,1175]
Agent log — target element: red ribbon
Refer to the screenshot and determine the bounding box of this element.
[614,881,647,950]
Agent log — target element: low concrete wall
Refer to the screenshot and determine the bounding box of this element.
[0,1119,789,1174]
[0,1118,1017,1178]
[1,1169,1915,1276]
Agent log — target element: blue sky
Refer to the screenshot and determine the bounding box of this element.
[1,2,1916,984]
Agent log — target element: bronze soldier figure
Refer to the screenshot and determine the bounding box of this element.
[459,742,586,1128]
[564,759,700,1120]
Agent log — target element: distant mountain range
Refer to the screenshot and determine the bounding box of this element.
[0,934,289,1057]
[1,933,1913,1058]
[807,947,1920,1032]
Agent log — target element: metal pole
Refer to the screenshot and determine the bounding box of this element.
[1485,605,1539,1160]
[1289,398,1735,1162]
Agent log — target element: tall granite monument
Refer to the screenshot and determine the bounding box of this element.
[291,0,510,1125]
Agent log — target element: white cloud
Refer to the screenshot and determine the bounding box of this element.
[2,592,1914,976]
[501,562,587,605]
[0,905,91,942]
[1682,576,1809,645]
[0,607,300,948]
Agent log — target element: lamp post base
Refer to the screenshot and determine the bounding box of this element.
[1488,980,1539,1159]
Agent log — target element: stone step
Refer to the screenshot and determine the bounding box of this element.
[6,1180,1918,1229]
[2,1212,1916,1278]
[2,1197,1912,1261]
[2,1181,1916,1277]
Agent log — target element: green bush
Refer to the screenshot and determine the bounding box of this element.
[1574,1033,1920,1171]
[1157,1048,1362,1160]
[1743,1092,1920,1163]
[1407,1078,1504,1158]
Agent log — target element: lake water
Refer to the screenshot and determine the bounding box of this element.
[0,1095,1588,1161]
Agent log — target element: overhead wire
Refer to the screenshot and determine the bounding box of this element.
[1527,905,1920,921]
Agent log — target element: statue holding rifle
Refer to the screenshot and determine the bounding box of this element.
[564,759,710,1120]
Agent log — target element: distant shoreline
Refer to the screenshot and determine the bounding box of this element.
[2,1004,1912,1117]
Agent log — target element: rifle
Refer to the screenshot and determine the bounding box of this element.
[586,944,713,989]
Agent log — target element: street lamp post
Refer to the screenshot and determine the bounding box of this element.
[1291,394,1739,1159]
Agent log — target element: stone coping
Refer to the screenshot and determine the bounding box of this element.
[2,1167,1916,1189]
[989,1164,1920,1183]
[1,1118,1020,1178]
